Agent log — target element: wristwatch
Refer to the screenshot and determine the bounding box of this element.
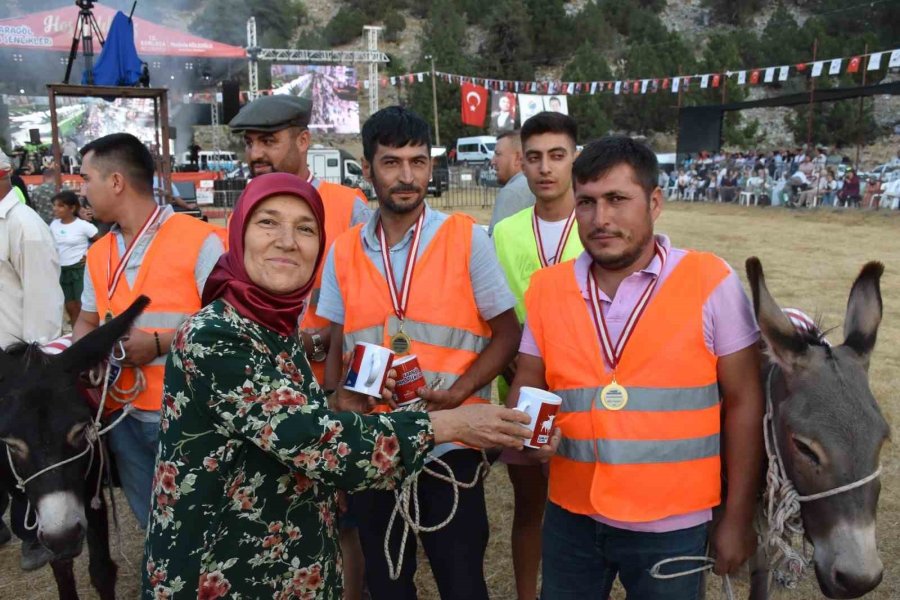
[309,333,327,362]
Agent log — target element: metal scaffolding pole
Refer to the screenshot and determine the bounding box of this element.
[245,19,387,104]
[247,17,259,101]
[364,26,383,115]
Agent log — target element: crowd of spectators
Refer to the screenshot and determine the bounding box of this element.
[663,147,900,210]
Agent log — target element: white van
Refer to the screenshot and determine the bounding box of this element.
[179,150,239,172]
[456,136,496,164]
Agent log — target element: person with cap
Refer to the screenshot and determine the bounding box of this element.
[72,133,225,529]
[317,106,531,600]
[229,93,373,596]
[229,94,370,385]
[0,150,63,570]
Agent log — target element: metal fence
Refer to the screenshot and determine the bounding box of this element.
[210,166,502,212]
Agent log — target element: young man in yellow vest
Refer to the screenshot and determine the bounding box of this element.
[73,133,224,529]
[492,113,583,600]
[513,137,764,599]
[317,106,521,600]
[229,94,370,386]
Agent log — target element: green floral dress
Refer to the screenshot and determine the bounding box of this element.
[143,299,434,599]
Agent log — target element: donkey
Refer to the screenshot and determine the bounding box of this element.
[745,258,888,599]
[0,295,150,600]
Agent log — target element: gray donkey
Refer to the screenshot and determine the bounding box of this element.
[746,258,888,599]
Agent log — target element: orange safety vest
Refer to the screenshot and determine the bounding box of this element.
[301,181,364,384]
[86,214,219,414]
[333,213,492,406]
[525,251,730,522]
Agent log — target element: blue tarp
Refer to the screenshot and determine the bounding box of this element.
[83,11,143,86]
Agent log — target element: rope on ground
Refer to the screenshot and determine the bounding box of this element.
[649,556,734,600]
[382,387,490,581]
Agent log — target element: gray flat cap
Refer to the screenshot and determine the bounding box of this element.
[229,95,312,132]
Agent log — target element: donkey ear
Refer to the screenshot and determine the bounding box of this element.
[843,262,883,369]
[745,257,809,374]
[54,296,151,374]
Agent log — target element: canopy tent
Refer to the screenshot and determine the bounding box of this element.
[0,5,246,59]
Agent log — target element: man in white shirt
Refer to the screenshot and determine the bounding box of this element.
[0,151,63,570]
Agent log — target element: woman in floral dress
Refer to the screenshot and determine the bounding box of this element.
[142,173,531,599]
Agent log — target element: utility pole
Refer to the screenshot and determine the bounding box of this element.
[855,43,868,171]
[426,54,440,146]
[806,38,818,150]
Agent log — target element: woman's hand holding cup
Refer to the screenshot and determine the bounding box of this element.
[430,404,533,450]
[335,350,398,412]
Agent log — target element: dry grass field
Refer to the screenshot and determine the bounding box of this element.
[2,201,898,599]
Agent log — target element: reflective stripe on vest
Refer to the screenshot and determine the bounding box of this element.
[558,434,720,465]
[343,316,490,356]
[134,311,190,331]
[556,383,719,413]
[343,319,491,401]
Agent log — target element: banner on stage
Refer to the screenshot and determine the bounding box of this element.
[271,65,360,134]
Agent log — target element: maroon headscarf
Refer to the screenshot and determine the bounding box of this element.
[202,173,326,336]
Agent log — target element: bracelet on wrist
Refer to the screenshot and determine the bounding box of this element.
[153,332,163,357]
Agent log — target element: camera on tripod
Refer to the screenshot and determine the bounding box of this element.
[75,0,96,9]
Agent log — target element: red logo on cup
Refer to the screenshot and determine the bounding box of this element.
[393,355,426,405]
[529,402,560,448]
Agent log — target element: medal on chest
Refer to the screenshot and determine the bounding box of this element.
[378,211,426,356]
[588,242,667,411]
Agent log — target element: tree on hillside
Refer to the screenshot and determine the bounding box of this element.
[524,0,570,65]
[562,42,615,140]
[703,0,767,26]
[479,0,535,81]
[190,0,303,47]
[406,0,481,146]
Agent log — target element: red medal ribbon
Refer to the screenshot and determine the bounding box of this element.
[377,210,426,321]
[587,241,667,371]
[106,205,162,303]
[532,209,577,268]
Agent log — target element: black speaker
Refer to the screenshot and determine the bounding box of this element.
[29,128,41,145]
[222,81,241,123]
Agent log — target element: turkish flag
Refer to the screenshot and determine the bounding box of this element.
[848,56,861,73]
[662,78,670,90]
[633,80,640,94]
[712,74,721,88]
[461,83,488,127]
[750,70,761,84]
[796,63,807,72]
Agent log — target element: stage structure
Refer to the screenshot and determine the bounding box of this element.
[46,84,171,192]
[245,18,387,113]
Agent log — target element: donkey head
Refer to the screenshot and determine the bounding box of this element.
[747,258,888,599]
[0,296,149,559]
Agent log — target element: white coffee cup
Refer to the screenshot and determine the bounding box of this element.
[343,342,395,397]
[514,387,562,449]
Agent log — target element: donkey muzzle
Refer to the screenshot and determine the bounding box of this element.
[813,520,883,599]
[35,491,86,558]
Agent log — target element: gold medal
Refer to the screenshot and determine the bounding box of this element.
[390,331,412,355]
[599,381,629,411]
